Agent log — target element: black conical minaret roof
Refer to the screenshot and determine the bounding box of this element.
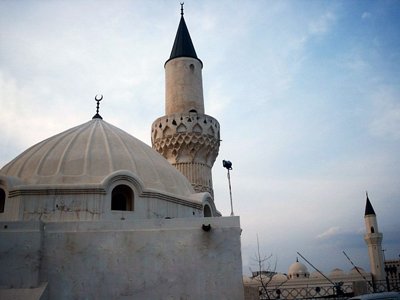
[166,11,202,66]
[365,193,376,216]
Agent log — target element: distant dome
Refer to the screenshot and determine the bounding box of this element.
[288,260,310,279]
[0,119,194,196]
[329,268,345,277]
[243,276,254,284]
[272,273,288,281]
[350,267,366,275]
[310,271,325,278]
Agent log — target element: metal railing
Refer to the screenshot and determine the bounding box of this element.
[368,279,400,293]
[260,282,354,299]
[257,279,400,299]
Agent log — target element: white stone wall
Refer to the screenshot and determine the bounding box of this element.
[0,217,244,300]
[0,182,205,222]
[0,221,42,288]
[165,57,204,115]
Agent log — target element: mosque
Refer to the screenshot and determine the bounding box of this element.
[1,6,398,300]
[0,7,244,300]
[243,195,391,300]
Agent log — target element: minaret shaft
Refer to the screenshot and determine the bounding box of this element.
[151,12,220,197]
[364,198,386,281]
[165,57,204,115]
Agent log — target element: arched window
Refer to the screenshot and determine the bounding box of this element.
[0,188,5,213]
[371,226,375,233]
[203,204,212,217]
[111,185,134,211]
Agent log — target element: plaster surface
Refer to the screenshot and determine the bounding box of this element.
[0,217,244,300]
[165,57,204,115]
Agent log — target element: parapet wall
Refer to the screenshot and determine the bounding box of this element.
[0,217,244,300]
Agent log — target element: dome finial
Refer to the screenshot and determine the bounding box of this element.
[92,94,103,119]
[180,2,184,16]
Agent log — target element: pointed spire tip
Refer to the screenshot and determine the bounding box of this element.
[364,192,376,216]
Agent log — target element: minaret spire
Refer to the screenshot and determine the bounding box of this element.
[167,4,200,65]
[363,193,385,281]
[151,6,221,206]
[365,191,376,216]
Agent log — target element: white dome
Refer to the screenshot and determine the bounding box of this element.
[288,261,310,279]
[310,271,325,278]
[350,266,366,275]
[0,119,194,196]
[243,276,254,284]
[272,273,288,281]
[329,268,345,277]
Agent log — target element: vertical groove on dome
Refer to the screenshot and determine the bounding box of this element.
[82,121,95,175]
[57,121,92,176]
[99,121,114,171]
[5,140,48,179]
[95,119,114,174]
[8,125,69,180]
[37,125,83,177]
[134,135,166,189]
[104,122,138,171]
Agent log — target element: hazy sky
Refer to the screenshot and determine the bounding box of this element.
[1,1,399,276]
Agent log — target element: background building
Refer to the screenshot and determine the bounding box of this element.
[385,259,400,292]
[243,196,398,299]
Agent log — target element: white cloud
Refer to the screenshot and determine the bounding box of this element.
[308,11,336,35]
[369,86,400,140]
[362,12,372,19]
[316,227,341,239]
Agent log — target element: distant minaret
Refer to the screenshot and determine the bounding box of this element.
[151,5,220,196]
[364,193,386,281]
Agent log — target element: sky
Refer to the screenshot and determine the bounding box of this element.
[1,1,399,276]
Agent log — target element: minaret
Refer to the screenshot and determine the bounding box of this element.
[151,5,220,196]
[364,193,386,281]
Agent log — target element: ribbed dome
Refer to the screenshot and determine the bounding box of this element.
[272,273,288,281]
[0,119,195,196]
[288,261,309,278]
[350,266,366,275]
[329,268,345,277]
[310,271,324,278]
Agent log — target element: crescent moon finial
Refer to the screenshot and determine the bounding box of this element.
[180,3,184,16]
[93,94,103,120]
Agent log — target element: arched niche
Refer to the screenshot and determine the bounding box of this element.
[111,184,134,211]
[203,204,212,217]
[0,188,5,213]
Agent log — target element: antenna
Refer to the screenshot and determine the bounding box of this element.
[296,252,335,285]
[343,251,373,289]
[223,160,234,216]
[297,251,344,296]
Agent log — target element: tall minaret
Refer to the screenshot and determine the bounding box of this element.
[364,193,386,281]
[151,5,220,196]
